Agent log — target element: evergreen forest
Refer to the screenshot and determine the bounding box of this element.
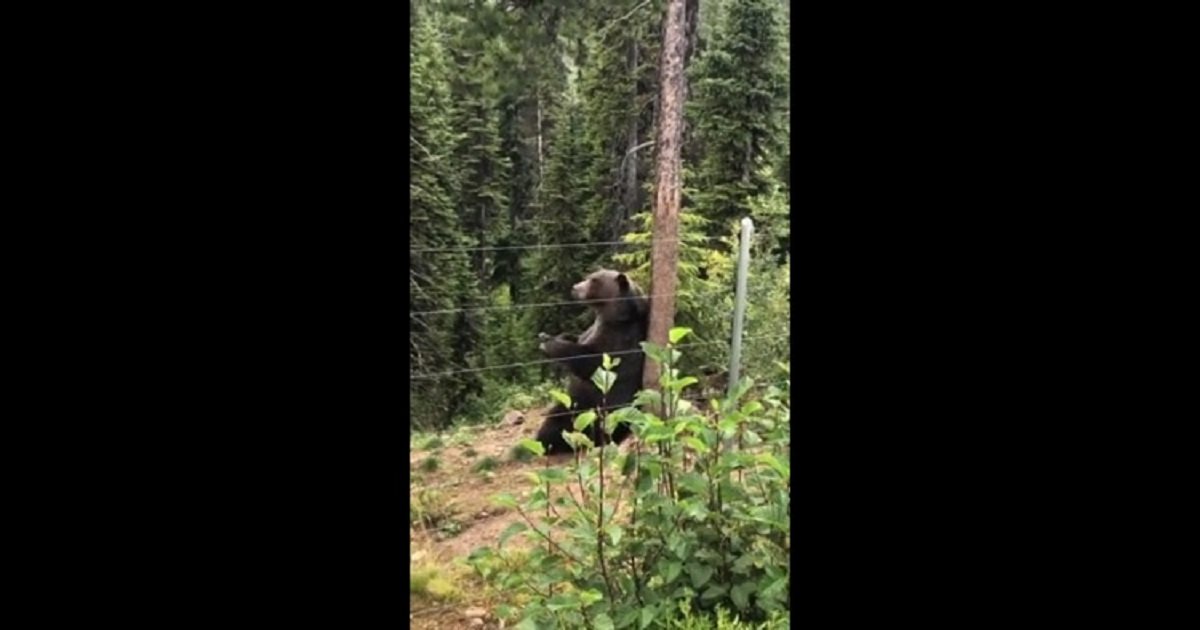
[411,3,791,627]
[410,0,790,434]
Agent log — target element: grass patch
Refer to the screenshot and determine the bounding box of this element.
[419,456,440,473]
[411,488,467,539]
[508,443,536,462]
[410,566,458,599]
[448,429,474,447]
[410,547,465,601]
[473,456,500,473]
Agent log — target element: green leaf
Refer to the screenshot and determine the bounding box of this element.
[601,353,621,370]
[519,439,545,457]
[639,607,655,629]
[672,398,694,415]
[514,618,538,630]
[701,584,728,600]
[606,524,624,546]
[662,561,683,584]
[536,468,569,483]
[668,327,693,344]
[668,376,699,392]
[732,553,757,574]
[498,522,528,548]
[492,493,518,509]
[633,389,662,408]
[740,401,764,415]
[613,609,639,630]
[592,613,615,630]
[640,341,668,363]
[689,564,715,589]
[684,502,710,520]
[546,593,581,611]
[591,367,616,394]
[681,436,709,454]
[755,453,790,478]
[678,473,708,496]
[643,426,675,443]
[563,431,594,450]
[579,589,604,607]
[731,581,756,610]
[574,411,597,432]
[761,575,788,598]
[550,389,572,408]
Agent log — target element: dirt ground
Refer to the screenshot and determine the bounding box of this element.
[409,407,569,629]
[409,406,649,629]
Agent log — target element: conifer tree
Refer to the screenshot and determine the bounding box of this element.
[687,0,788,237]
[409,3,483,429]
[578,0,663,267]
[527,94,594,340]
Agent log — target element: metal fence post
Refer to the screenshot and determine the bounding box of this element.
[728,217,753,398]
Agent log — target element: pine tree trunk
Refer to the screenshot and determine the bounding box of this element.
[643,0,689,392]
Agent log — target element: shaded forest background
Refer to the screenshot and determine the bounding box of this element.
[411,0,790,431]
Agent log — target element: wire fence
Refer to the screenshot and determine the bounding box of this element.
[410,334,789,381]
[410,290,722,317]
[410,236,721,254]
[409,230,789,393]
[539,376,791,420]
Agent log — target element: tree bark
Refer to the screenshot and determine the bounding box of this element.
[642,0,689,392]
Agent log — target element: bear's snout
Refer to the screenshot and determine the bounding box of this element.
[571,281,588,300]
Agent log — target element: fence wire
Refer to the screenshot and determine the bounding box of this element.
[409,333,790,381]
[530,377,790,420]
[410,236,720,254]
[410,291,723,317]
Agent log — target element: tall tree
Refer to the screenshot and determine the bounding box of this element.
[409,3,482,429]
[527,94,594,341]
[687,0,788,237]
[643,0,689,390]
[571,0,663,271]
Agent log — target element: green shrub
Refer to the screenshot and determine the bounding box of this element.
[509,443,536,462]
[473,456,500,473]
[468,329,790,629]
[420,435,446,450]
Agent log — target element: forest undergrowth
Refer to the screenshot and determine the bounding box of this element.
[410,333,789,629]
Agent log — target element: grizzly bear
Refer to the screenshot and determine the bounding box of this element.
[535,269,650,454]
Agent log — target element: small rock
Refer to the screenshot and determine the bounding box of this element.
[464,607,488,619]
[468,619,484,627]
[503,410,526,426]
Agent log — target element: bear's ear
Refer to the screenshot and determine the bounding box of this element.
[616,273,631,292]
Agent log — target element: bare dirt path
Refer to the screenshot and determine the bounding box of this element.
[409,408,557,629]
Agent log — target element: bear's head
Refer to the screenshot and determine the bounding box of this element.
[572,269,649,323]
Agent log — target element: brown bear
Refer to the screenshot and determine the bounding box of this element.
[535,269,650,454]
